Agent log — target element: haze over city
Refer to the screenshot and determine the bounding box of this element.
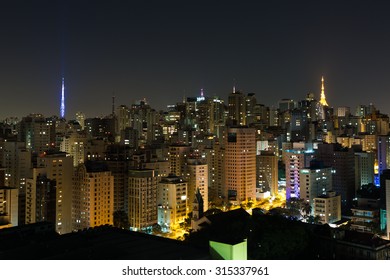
[2,0,390,119]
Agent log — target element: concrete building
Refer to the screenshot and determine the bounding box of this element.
[0,140,31,226]
[116,105,131,137]
[300,160,333,210]
[225,126,256,203]
[354,151,375,190]
[157,174,187,232]
[313,191,341,225]
[204,143,225,204]
[60,131,87,167]
[316,143,355,213]
[17,114,51,155]
[185,158,208,213]
[75,112,86,130]
[84,139,108,161]
[350,198,380,233]
[284,149,314,200]
[25,168,56,225]
[144,160,170,178]
[128,169,158,231]
[0,169,18,228]
[227,91,246,126]
[377,135,390,178]
[73,161,114,231]
[168,144,191,177]
[386,179,390,239]
[37,152,73,234]
[256,151,278,196]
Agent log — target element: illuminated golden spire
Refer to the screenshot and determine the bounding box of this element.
[320,76,329,106]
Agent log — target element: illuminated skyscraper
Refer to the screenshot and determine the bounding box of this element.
[225,126,256,203]
[75,112,86,130]
[316,143,355,213]
[386,179,390,239]
[60,77,65,119]
[378,135,390,177]
[228,91,246,126]
[300,160,333,209]
[157,174,187,232]
[256,151,278,196]
[284,149,314,200]
[354,151,375,189]
[128,169,158,231]
[18,114,51,154]
[37,152,74,234]
[319,76,329,107]
[73,161,114,231]
[186,158,208,213]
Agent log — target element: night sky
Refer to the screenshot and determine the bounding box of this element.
[2,0,390,119]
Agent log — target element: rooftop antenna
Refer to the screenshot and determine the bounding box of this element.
[60,77,65,118]
[112,94,115,115]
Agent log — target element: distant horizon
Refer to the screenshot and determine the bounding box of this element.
[1,78,389,121]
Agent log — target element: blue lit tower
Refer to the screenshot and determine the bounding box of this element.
[60,77,65,118]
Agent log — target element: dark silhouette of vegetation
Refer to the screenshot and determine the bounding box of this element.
[248,214,314,259]
[113,210,129,229]
[185,208,317,259]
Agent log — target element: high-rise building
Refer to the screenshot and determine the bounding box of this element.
[204,143,226,204]
[37,152,73,234]
[128,169,158,231]
[25,168,56,225]
[300,160,333,210]
[225,126,256,203]
[75,112,86,130]
[157,174,187,232]
[108,159,129,214]
[377,135,390,177]
[386,179,390,239]
[284,149,315,200]
[256,151,278,196]
[116,105,131,137]
[210,96,226,137]
[0,140,31,226]
[355,151,375,190]
[278,99,295,113]
[73,161,114,231]
[18,114,51,155]
[228,91,246,126]
[185,158,208,213]
[245,93,257,125]
[337,106,350,117]
[60,131,87,167]
[168,144,191,177]
[316,143,355,213]
[0,168,18,228]
[85,116,116,142]
[361,134,377,152]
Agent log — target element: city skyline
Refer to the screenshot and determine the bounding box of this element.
[2,1,390,119]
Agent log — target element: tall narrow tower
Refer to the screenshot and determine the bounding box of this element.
[320,76,329,106]
[60,77,65,118]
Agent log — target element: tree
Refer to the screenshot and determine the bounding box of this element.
[113,210,129,229]
[286,198,311,221]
